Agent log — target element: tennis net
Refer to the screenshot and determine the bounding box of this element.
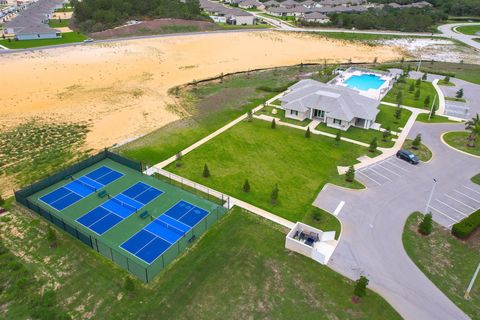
[111,196,138,213]
[153,219,185,236]
[71,176,97,192]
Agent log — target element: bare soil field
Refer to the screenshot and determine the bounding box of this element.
[90,18,218,39]
[0,31,401,195]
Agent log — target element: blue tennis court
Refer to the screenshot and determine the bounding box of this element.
[120,200,209,264]
[39,166,123,211]
[77,182,163,235]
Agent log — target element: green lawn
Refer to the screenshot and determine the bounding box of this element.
[403,212,480,319]
[301,207,341,238]
[0,205,401,319]
[0,32,86,49]
[472,173,480,185]
[167,120,371,222]
[416,113,456,123]
[443,131,480,156]
[455,24,480,35]
[446,96,467,103]
[255,105,312,127]
[382,79,438,110]
[48,19,70,28]
[117,66,319,165]
[376,104,412,132]
[315,123,394,148]
[401,139,432,162]
[438,79,455,86]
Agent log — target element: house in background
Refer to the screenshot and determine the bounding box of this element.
[301,12,330,23]
[279,79,380,131]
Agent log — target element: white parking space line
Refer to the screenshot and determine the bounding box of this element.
[434,199,468,217]
[384,159,409,172]
[358,171,381,185]
[428,206,459,223]
[445,194,476,210]
[369,167,393,181]
[463,185,480,196]
[375,163,401,177]
[333,201,345,216]
[454,190,480,204]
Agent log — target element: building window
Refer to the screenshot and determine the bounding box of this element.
[290,110,298,116]
[333,119,342,125]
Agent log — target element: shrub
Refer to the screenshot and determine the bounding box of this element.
[412,134,421,150]
[270,184,279,205]
[124,276,135,297]
[271,118,276,129]
[305,127,311,138]
[202,164,210,178]
[335,130,341,145]
[345,166,355,182]
[369,137,377,153]
[451,209,480,238]
[422,73,427,81]
[382,127,391,142]
[46,227,57,248]
[409,82,415,92]
[414,88,421,100]
[444,75,450,83]
[416,78,421,87]
[418,213,433,235]
[394,107,402,122]
[175,152,182,167]
[243,179,250,193]
[456,88,463,99]
[247,109,253,122]
[353,276,369,298]
[424,95,430,108]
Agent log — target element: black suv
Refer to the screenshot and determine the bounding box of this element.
[396,149,420,164]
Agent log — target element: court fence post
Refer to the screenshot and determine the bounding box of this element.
[145,268,149,283]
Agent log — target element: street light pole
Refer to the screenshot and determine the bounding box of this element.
[425,178,437,213]
[428,94,437,120]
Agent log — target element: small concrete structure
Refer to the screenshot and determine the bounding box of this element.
[285,222,337,265]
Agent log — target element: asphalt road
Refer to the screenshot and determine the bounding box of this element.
[314,122,479,320]
[438,23,480,50]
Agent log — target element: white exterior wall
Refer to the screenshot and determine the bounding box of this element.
[285,108,309,121]
[17,32,60,40]
[210,15,227,23]
[234,15,254,25]
[325,117,354,131]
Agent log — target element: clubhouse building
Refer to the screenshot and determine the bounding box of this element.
[279,79,380,131]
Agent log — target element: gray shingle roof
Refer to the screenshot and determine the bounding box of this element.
[6,0,64,35]
[280,79,380,122]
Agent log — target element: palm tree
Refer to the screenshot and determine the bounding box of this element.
[465,114,480,147]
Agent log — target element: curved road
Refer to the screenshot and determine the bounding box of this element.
[314,122,479,320]
[438,23,480,50]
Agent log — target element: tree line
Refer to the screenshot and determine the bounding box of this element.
[71,0,205,32]
[328,7,447,32]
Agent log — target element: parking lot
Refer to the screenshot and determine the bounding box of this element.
[444,101,470,120]
[356,155,419,188]
[427,184,480,228]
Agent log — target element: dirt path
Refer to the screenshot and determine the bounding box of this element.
[0,31,402,150]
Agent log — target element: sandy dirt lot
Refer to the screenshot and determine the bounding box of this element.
[0,31,402,150]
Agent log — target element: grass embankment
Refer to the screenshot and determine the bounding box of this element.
[0,121,89,187]
[382,79,438,110]
[0,206,401,319]
[403,212,480,319]
[255,105,312,126]
[416,113,456,123]
[216,23,272,30]
[445,96,467,103]
[438,79,455,86]
[0,32,86,49]
[455,24,480,35]
[117,65,323,165]
[443,131,480,156]
[168,120,369,222]
[401,139,432,161]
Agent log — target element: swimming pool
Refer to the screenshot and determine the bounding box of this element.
[344,74,385,91]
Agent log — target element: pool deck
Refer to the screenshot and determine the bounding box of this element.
[329,67,395,100]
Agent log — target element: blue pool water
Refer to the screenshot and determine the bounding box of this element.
[344,74,385,91]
